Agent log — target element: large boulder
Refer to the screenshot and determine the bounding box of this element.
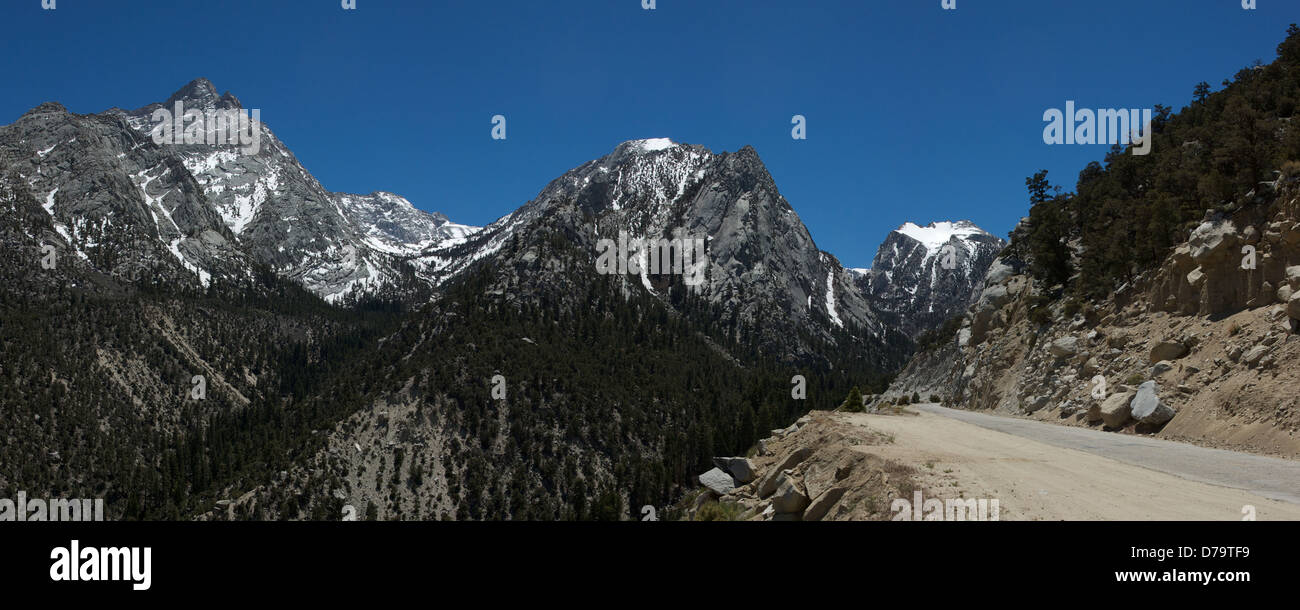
[1049,336,1079,359]
[1129,381,1174,425]
[970,284,1013,344]
[1084,399,1105,423]
[801,461,837,501]
[771,477,810,515]
[698,468,735,495]
[1286,265,1300,289]
[756,447,813,497]
[713,457,757,484]
[1096,392,1134,427]
[1289,290,1300,320]
[1149,341,1188,363]
[802,487,849,522]
[1188,219,1240,264]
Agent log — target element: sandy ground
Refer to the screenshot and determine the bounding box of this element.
[841,405,1300,520]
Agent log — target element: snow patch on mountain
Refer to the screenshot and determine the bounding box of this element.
[606,146,708,212]
[134,167,212,286]
[43,187,58,216]
[42,187,80,254]
[825,269,843,328]
[896,221,991,257]
[634,138,675,152]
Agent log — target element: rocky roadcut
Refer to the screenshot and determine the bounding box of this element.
[880,29,1300,474]
[887,190,1300,459]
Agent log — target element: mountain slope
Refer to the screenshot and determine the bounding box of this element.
[0,78,477,304]
[120,79,481,302]
[412,137,911,368]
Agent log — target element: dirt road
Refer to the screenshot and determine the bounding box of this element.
[842,404,1300,520]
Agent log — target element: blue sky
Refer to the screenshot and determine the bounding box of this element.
[3,0,1294,268]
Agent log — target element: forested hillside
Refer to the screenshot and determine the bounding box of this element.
[1014,25,1300,300]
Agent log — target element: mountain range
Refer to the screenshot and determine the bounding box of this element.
[0,79,1003,520]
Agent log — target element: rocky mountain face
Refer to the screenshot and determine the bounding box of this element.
[0,78,478,304]
[853,221,1005,338]
[119,79,484,302]
[0,99,251,288]
[411,137,911,367]
[884,180,1300,458]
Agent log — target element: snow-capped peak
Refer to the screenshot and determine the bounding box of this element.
[863,220,1005,337]
[895,220,990,253]
[631,138,675,152]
